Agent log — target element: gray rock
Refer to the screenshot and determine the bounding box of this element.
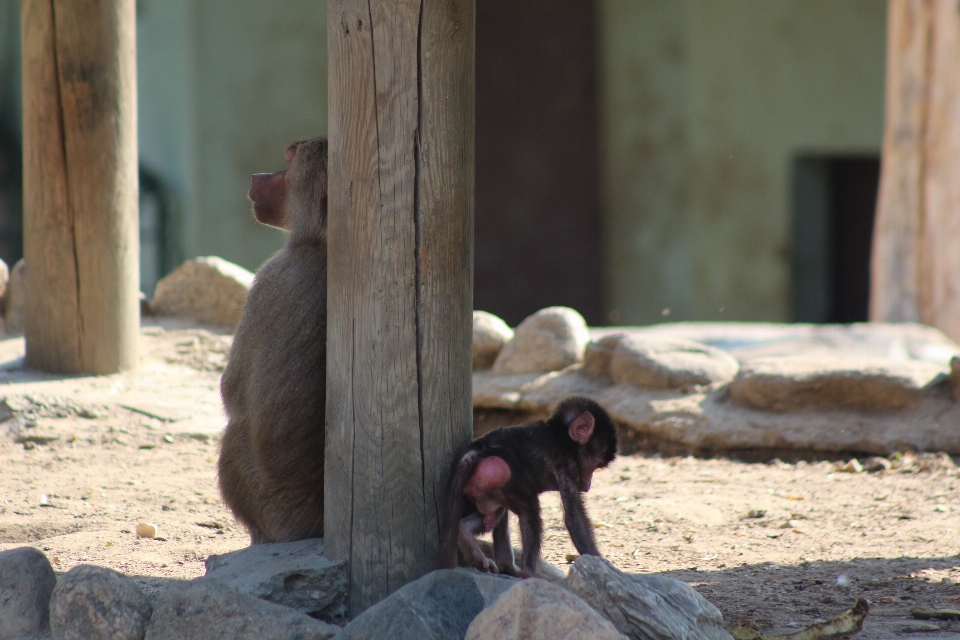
[611,336,739,390]
[204,538,347,620]
[144,578,339,640]
[493,307,590,375]
[49,565,152,640]
[149,256,253,330]
[0,547,56,640]
[730,356,947,411]
[566,555,731,640]
[583,334,624,379]
[473,311,514,370]
[338,569,488,640]
[4,259,25,335]
[465,578,627,640]
[951,356,960,402]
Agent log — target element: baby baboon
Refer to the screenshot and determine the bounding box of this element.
[218,136,328,543]
[441,396,618,577]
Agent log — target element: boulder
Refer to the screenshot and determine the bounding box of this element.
[338,569,501,640]
[493,307,590,375]
[0,547,56,640]
[583,334,624,379]
[49,565,153,640]
[730,356,947,412]
[610,336,739,390]
[149,256,254,330]
[951,356,960,402]
[465,578,627,640]
[204,538,347,620]
[4,259,25,335]
[144,578,339,640]
[473,311,514,370]
[565,555,731,640]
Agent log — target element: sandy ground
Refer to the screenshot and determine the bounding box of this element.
[1,323,959,638]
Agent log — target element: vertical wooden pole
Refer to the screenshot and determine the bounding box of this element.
[325,0,474,615]
[21,0,139,374]
[872,0,960,341]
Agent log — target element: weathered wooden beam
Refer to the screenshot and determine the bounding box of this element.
[325,0,475,614]
[20,0,140,373]
[872,0,960,341]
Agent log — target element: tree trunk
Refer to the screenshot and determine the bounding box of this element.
[871,0,960,341]
[325,0,475,615]
[20,0,139,374]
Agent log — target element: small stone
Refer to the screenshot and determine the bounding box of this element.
[78,408,101,419]
[149,256,254,330]
[493,307,590,375]
[836,459,864,473]
[473,311,514,370]
[0,546,57,639]
[610,336,739,390]
[136,522,158,538]
[163,434,175,444]
[49,565,152,640]
[862,456,892,472]
[465,578,627,640]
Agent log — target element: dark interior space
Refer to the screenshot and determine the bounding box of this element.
[0,121,22,269]
[474,0,603,326]
[791,156,880,323]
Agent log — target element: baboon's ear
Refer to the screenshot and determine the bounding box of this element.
[568,411,595,445]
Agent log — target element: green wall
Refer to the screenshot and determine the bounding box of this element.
[137,0,328,275]
[598,0,887,324]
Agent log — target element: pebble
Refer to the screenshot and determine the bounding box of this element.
[136,523,158,539]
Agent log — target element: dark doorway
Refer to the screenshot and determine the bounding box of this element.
[791,156,880,323]
[474,0,603,326]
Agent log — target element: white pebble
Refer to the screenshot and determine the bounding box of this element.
[135,522,158,538]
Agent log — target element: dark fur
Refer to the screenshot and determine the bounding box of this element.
[218,137,328,543]
[441,396,617,575]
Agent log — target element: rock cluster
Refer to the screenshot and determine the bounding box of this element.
[473,309,960,456]
[0,255,253,336]
[0,540,733,640]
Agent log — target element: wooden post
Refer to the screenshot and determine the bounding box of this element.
[20,0,139,374]
[325,0,474,614]
[871,0,960,341]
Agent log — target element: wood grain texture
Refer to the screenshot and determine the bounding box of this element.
[872,0,960,341]
[21,0,139,373]
[325,0,474,614]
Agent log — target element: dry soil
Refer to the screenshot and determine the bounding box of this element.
[1,323,958,639]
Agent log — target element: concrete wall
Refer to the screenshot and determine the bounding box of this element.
[0,0,328,281]
[137,0,328,275]
[599,0,887,324]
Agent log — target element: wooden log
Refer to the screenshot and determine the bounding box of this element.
[872,0,960,341]
[325,0,475,615]
[20,0,139,373]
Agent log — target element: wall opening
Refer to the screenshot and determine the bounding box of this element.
[791,155,880,323]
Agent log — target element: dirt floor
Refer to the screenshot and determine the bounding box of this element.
[1,323,959,639]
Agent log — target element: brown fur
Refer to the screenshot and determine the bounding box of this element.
[218,137,328,543]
